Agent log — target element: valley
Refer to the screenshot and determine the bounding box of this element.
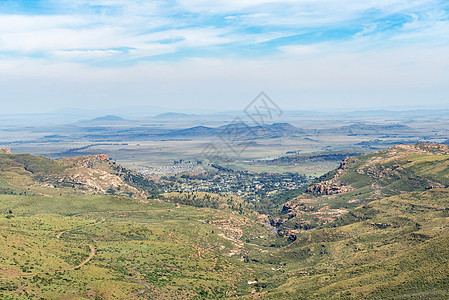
[1,140,449,299]
[3,109,449,178]
[2,110,449,299]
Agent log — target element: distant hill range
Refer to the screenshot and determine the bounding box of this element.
[320,123,413,135]
[37,119,418,143]
[79,115,131,124]
[163,122,411,139]
[165,122,306,139]
[153,112,197,119]
[54,120,420,143]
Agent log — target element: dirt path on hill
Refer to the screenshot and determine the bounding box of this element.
[66,244,96,271]
[3,178,51,197]
[0,218,105,280]
[5,233,32,246]
[56,218,106,239]
[0,243,96,280]
[72,207,179,217]
[1,205,179,280]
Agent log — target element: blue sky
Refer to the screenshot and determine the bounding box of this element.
[0,0,448,114]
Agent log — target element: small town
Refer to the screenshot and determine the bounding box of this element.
[157,166,308,201]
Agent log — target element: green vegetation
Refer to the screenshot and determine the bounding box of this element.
[262,187,449,299]
[0,193,280,299]
[0,153,281,299]
[2,143,449,299]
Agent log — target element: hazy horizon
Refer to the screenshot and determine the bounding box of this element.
[3,103,449,118]
[1,1,448,114]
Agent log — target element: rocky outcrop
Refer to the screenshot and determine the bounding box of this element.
[389,143,449,155]
[306,181,354,195]
[306,157,355,195]
[0,148,12,154]
[59,154,110,168]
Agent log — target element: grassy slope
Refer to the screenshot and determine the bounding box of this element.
[266,229,449,299]
[258,144,449,298]
[0,153,281,299]
[0,193,281,299]
[277,144,449,230]
[256,187,449,299]
[0,153,162,199]
[3,145,449,299]
[327,144,449,201]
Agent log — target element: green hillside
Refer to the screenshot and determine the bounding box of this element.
[0,194,277,299]
[261,144,449,298]
[0,152,280,299]
[1,144,449,299]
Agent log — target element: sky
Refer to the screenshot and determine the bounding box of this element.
[0,0,448,114]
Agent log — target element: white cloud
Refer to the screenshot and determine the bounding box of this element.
[277,44,324,55]
[177,0,435,19]
[0,0,448,112]
[0,14,233,60]
[53,49,122,59]
[0,15,88,32]
[1,38,448,113]
[0,0,446,61]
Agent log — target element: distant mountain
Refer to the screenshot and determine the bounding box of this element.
[255,122,306,134]
[266,123,300,131]
[154,112,196,119]
[89,115,125,122]
[164,125,216,137]
[54,105,170,118]
[322,123,413,136]
[78,115,135,125]
[163,122,306,139]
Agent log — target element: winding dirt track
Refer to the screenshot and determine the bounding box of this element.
[0,218,105,280]
[3,178,51,197]
[53,218,105,271]
[0,243,96,280]
[56,218,106,239]
[1,207,178,280]
[66,244,96,271]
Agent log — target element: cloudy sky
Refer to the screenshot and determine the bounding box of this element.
[0,0,448,114]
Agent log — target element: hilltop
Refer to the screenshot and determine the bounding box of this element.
[78,115,132,125]
[0,148,12,154]
[0,151,159,199]
[165,122,305,138]
[307,143,449,198]
[322,123,413,135]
